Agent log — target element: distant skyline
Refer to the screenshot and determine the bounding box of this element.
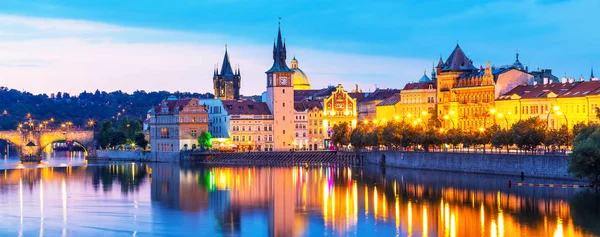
[0,0,598,95]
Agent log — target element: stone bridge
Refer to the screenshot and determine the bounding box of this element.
[0,130,96,161]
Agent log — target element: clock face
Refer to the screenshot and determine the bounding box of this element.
[279,77,288,86]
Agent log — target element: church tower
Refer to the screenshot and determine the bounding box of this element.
[213,46,241,100]
[266,23,295,151]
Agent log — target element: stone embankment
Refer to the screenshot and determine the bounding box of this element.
[363,151,575,180]
[190,151,360,166]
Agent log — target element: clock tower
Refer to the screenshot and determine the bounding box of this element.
[266,23,295,151]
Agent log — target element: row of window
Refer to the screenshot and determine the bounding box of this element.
[295,115,306,120]
[232,125,273,132]
[232,135,273,142]
[295,124,307,129]
[157,143,174,152]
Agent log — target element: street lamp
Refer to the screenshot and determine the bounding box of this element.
[497,113,509,129]
[556,111,569,147]
[546,106,561,130]
[443,115,454,129]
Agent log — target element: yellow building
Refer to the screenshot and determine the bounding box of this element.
[436,46,533,130]
[496,78,600,130]
[294,101,325,150]
[322,84,358,147]
[223,100,274,151]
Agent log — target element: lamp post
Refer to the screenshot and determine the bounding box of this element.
[497,113,509,129]
[556,111,569,147]
[443,115,454,129]
[546,106,560,130]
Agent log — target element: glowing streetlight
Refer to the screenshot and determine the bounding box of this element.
[421,111,428,116]
[497,113,509,128]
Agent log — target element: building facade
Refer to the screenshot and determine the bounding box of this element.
[223,100,274,151]
[149,97,209,152]
[199,99,229,139]
[357,88,399,121]
[322,84,358,147]
[213,48,241,100]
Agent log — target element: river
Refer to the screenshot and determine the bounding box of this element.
[0,153,598,237]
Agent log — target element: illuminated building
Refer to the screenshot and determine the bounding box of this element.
[294,101,324,150]
[436,46,534,130]
[213,47,241,100]
[198,99,229,139]
[149,97,209,152]
[322,84,359,146]
[496,75,600,130]
[265,24,296,151]
[223,100,274,151]
[375,70,436,124]
[291,56,311,90]
[357,88,399,121]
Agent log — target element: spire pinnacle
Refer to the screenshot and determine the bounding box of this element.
[592,66,595,79]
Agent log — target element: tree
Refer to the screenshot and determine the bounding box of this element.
[198,131,212,150]
[110,131,127,149]
[568,124,600,185]
[382,121,402,148]
[331,122,351,148]
[350,125,369,149]
[134,133,148,150]
[98,120,114,149]
[511,117,545,152]
[445,128,462,151]
[491,129,512,153]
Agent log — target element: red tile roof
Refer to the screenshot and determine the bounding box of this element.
[222,100,272,115]
[497,81,600,100]
[376,93,401,106]
[294,100,323,112]
[403,82,436,90]
[154,98,192,115]
[361,88,400,102]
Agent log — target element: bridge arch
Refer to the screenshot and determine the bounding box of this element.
[38,131,96,157]
[0,131,25,155]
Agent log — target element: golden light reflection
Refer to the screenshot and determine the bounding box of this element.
[408,201,413,237]
[498,210,504,237]
[62,178,67,224]
[492,220,498,237]
[422,206,428,237]
[554,217,563,237]
[450,213,456,237]
[374,186,378,219]
[364,185,369,217]
[395,197,400,228]
[480,203,485,236]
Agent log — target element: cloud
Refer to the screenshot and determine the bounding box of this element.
[0,14,429,95]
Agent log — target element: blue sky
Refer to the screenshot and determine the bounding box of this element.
[0,0,598,95]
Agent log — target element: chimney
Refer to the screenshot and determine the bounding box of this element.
[543,77,548,85]
[533,81,538,86]
[569,78,575,83]
[562,77,567,84]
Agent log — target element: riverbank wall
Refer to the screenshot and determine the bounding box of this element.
[189,151,359,166]
[363,151,575,180]
[94,150,152,161]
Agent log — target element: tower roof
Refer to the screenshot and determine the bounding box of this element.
[220,47,235,76]
[436,56,444,68]
[441,44,477,72]
[512,53,525,71]
[266,24,293,73]
[418,69,432,83]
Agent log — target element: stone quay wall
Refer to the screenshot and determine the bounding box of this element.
[363,151,575,180]
[94,150,179,162]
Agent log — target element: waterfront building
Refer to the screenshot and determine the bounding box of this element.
[436,46,534,130]
[322,84,359,147]
[291,56,311,90]
[198,99,229,139]
[223,100,274,151]
[294,101,324,150]
[374,70,437,124]
[357,88,399,121]
[149,97,209,152]
[265,24,296,151]
[496,78,600,130]
[213,47,242,100]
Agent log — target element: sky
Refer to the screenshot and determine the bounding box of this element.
[0,0,598,96]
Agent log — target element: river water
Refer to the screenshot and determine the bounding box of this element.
[0,153,598,237]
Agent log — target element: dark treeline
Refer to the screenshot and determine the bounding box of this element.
[0,86,213,130]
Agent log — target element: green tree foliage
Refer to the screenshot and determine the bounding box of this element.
[0,87,213,130]
[350,125,369,149]
[134,133,148,150]
[331,122,351,148]
[511,117,545,152]
[198,131,212,150]
[568,124,600,184]
[446,128,463,150]
[382,121,402,148]
[98,118,143,149]
[491,129,513,152]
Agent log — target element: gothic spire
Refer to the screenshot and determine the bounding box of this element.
[431,61,437,80]
[436,55,444,69]
[220,46,234,76]
[266,21,293,73]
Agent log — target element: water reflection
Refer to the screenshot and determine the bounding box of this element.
[0,162,598,237]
